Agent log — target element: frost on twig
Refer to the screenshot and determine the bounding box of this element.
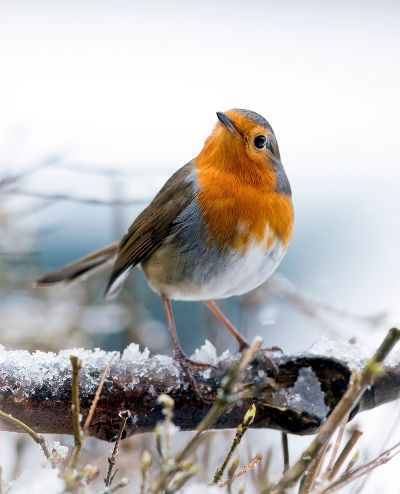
[0,339,398,441]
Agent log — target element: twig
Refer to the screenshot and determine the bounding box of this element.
[344,451,359,474]
[0,156,61,191]
[325,414,349,475]
[314,441,400,494]
[227,456,239,494]
[177,336,262,463]
[328,430,363,480]
[65,355,83,475]
[281,432,290,473]
[255,273,387,330]
[84,352,117,434]
[104,410,131,487]
[140,450,152,494]
[300,442,331,494]
[0,409,50,458]
[151,336,263,492]
[4,188,145,206]
[217,453,263,488]
[353,401,400,493]
[270,327,400,494]
[213,404,256,483]
[100,478,130,494]
[64,353,117,488]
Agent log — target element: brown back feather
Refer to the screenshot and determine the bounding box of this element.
[104,162,195,297]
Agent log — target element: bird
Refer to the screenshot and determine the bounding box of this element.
[36,109,294,371]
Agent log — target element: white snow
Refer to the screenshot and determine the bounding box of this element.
[121,343,150,363]
[0,343,183,399]
[190,340,230,366]
[307,335,400,369]
[8,466,65,494]
[307,337,369,368]
[49,441,69,464]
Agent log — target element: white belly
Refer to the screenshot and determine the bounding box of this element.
[165,238,286,301]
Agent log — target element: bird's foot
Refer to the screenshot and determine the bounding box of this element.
[259,347,281,378]
[173,348,215,404]
[235,340,280,378]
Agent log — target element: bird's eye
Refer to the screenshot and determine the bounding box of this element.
[254,135,267,149]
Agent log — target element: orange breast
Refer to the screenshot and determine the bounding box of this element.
[196,156,293,252]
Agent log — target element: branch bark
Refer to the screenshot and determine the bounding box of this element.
[0,345,398,441]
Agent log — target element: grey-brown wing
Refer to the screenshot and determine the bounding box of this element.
[104,162,195,297]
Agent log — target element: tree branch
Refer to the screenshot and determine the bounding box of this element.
[0,342,398,441]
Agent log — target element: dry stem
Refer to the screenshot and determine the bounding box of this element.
[151,336,263,493]
[213,403,256,483]
[104,410,131,487]
[328,429,363,480]
[270,327,400,494]
[65,355,83,477]
[217,453,263,488]
[84,352,117,435]
[0,409,50,459]
[281,432,290,473]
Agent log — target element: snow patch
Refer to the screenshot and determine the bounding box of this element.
[0,343,183,400]
[8,466,65,494]
[121,343,150,362]
[307,337,370,368]
[190,340,230,366]
[49,441,69,464]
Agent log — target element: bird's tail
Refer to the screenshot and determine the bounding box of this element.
[35,241,119,286]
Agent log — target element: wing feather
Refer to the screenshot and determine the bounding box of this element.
[104,162,195,297]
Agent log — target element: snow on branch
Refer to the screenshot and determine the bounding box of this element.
[0,339,399,441]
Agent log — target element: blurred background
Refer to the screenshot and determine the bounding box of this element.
[1,0,400,492]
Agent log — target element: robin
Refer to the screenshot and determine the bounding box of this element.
[37,109,294,368]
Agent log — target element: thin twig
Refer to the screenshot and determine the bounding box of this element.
[65,355,83,475]
[151,336,263,493]
[84,352,117,434]
[139,450,152,494]
[4,188,145,206]
[328,430,363,480]
[325,413,349,475]
[0,409,50,458]
[353,401,400,493]
[104,410,131,487]
[281,433,290,473]
[213,404,256,483]
[217,453,263,488]
[300,442,331,494]
[0,156,61,191]
[226,457,239,494]
[100,478,130,494]
[314,441,400,494]
[176,336,263,463]
[344,451,359,474]
[270,327,400,494]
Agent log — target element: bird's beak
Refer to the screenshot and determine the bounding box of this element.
[216,112,240,136]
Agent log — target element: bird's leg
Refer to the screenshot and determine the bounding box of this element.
[203,300,250,351]
[161,295,213,400]
[204,299,279,377]
[161,295,210,368]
